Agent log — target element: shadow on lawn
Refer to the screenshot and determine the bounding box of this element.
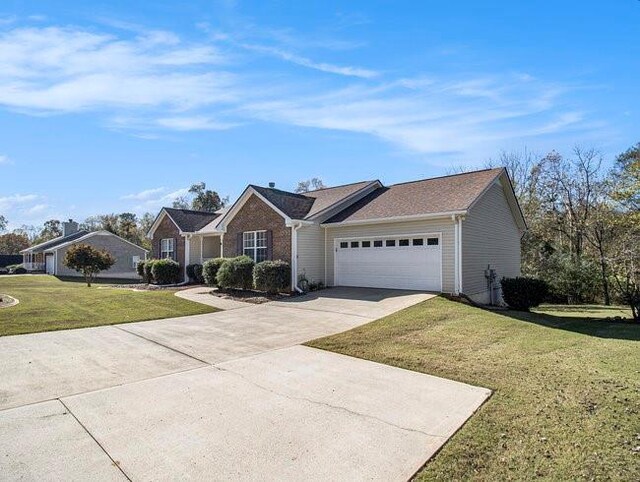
[493,308,640,341]
[54,276,140,285]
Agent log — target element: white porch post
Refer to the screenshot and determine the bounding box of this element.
[184,235,190,280]
[200,236,204,264]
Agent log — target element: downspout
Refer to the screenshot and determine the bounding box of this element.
[452,214,459,295]
[291,222,304,293]
[458,215,464,295]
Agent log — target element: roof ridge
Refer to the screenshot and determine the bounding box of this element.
[164,207,220,215]
[250,184,312,199]
[305,179,376,193]
[389,167,503,187]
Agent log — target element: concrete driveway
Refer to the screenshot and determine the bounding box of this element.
[0,287,490,481]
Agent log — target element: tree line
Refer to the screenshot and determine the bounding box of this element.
[490,143,638,316]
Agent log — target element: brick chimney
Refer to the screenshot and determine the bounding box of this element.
[62,219,79,237]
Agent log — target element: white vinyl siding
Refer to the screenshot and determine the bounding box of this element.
[462,180,522,303]
[188,236,202,264]
[325,218,456,292]
[296,223,326,284]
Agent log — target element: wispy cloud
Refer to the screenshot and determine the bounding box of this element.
[0,193,39,211]
[0,22,596,162]
[0,154,12,164]
[122,186,190,211]
[240,43,378,78]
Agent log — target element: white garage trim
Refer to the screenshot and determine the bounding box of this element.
[333,232,442,291]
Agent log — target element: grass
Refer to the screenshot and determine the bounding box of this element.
[0,275,217,336]
[307,297,639,481]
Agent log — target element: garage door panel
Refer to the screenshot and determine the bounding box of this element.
[335,236,442,291]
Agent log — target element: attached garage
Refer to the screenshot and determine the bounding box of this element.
[334,233,442,291]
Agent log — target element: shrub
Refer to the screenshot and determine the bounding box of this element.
[203,258,225,286]
[500,277,549,311]
[151,259,180,285]
[186,263,204,284]
[253,260,290,294]
[143,259,156,283]
[216,256,254,290]
[136,260,147,281]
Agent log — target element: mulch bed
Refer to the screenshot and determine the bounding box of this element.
[209,288,296,304]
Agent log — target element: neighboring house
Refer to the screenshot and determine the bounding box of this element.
[20,220,148,279]
[148,168,525,303]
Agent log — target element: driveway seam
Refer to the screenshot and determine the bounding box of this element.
[58,399,132,481]
[216,364,448,440]
[113,326,211,365]
[268,303,376,319]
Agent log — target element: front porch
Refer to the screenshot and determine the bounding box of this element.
[187,234,223,265]
[23,252,46,272]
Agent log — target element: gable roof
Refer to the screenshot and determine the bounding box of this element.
[249,181,378,221]
[21,230,89,253]
[162,208,222,233]
[323,168,506,224]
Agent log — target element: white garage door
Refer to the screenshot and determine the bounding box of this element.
[335,234,442,291]
[45,254,55,275]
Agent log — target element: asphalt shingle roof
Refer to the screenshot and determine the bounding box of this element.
[250,181,376,220]
[24,230,89,253]
[164,208,222,232]
[324,168,504,223]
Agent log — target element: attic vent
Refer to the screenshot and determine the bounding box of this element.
[268,182,276,188]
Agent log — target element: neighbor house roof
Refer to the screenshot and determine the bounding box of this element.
[323,168,505,224]
[249,181,378,221]
[21,230,89,253]
[163,208,223,232]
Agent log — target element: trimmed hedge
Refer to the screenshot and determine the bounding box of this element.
[150,259,181,285]
[203,258,225,286]
[500,276,549,311]
[253,260,290,294]
[216,256,254,290]
[186,263,204,284]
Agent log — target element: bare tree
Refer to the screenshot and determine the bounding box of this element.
[295,178,327,193]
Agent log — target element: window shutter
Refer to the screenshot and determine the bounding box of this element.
[173,238,177,261]
[237,232,243,256]
[266,230,273,260]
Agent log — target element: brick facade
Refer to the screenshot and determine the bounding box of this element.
[152,215,185,281]
[223,194,292,265]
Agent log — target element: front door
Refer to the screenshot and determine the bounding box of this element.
[45,254,55,275]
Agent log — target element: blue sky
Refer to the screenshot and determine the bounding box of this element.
[1,0,638,229]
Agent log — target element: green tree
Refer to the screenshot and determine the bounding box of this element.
[35,219,62,244]
[612,142,639,212]
[188,182,225,212]
[63,243,115,287]
[0,232,30,254]
[0,215,7,232]
[117,212,138,243]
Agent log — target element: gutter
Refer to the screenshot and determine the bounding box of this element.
[320,210,468,227]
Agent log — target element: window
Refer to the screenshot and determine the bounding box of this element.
[412,238,424,246]
[350,241,360,248]
[340,242,348,249]
[385,239,396,247]
[243,231,267,262]
[361,241,371,248]
[160,238,174,259]
[399,239,409,247]
[132,255,141,269]
[373,240,383,247]
[427,237,439,246]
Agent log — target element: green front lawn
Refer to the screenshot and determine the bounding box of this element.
[308,297,639,481]
[0,275,217,336]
